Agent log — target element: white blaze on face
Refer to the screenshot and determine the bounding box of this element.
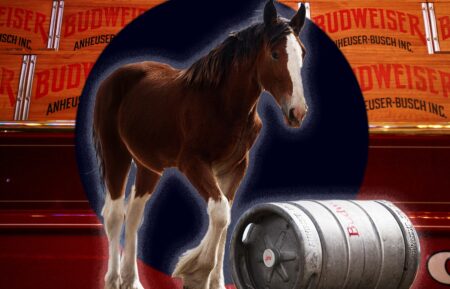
[286,33,305,110]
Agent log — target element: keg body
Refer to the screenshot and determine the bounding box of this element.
[230,200,420,289]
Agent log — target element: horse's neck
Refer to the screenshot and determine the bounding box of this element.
[219,66,262,119]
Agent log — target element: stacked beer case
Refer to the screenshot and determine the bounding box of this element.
[0,0,163,120]
[1,1,448,123]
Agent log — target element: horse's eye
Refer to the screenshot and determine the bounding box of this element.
[271,51,279,60]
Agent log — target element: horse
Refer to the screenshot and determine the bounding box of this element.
[93,1,307,289]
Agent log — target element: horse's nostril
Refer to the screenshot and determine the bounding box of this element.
[289,108,295,121]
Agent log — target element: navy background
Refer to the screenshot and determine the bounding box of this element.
[75,0,368,284]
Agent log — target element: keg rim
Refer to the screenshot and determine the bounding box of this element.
[376,200,421,289]
[230,203,307,289]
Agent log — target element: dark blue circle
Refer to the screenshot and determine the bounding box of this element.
[75,0,368,284]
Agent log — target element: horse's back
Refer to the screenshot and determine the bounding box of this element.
[99,61,178,96]
[94,61,179,122]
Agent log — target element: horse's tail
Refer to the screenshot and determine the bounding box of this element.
[92,75,114,190]
[92,65,147,190]
[92,124,104,189]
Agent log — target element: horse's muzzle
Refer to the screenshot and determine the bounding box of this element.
[287,105,307,127]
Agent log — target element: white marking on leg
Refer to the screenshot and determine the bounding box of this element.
[173,195,230,289]
[121,186,150,289]
[103,193,125,289]
[209,227,227,289]
[205,195,231,266]
[209,173,234,289]
[286,33,306,110]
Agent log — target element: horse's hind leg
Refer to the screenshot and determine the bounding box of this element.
[121,166,160,289]
[101,140,132,289]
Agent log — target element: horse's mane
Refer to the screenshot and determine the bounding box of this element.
[180,20,293,88]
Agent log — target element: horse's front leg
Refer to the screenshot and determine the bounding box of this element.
[210,159,248,289]
[173,156,231,289]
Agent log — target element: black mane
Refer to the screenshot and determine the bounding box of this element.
[180,20,293,88]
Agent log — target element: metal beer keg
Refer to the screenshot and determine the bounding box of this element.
[230,200,420,289]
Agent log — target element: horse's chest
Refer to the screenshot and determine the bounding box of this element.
[211,114,262,168]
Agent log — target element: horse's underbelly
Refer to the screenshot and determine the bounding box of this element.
[123,134,180,171]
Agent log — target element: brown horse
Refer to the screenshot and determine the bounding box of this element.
[93,1,307,289]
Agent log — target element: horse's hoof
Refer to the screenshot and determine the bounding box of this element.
[104,274,121,289]
[209,282,226,289]
[120,278,144,289]
[105,281,121,289]
[120,282,144,289]
[104,283,120,289]
[209,283,226,289]
[209,274,225,289]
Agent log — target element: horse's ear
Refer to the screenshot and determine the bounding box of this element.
[264,0,278,26]
[290,3,306,34]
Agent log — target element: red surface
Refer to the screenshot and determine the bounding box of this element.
[410,231,450,289]
[0,132,85,202]
[0,209,100,229]
[360,133,450,203]
[0,228,180,289]
[0,222,448,289]
[1,130,450,288]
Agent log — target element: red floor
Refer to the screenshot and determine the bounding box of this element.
[0,227,184,289]
[0,216,243,289]
[1,132,449,288]
[0,209,449,289]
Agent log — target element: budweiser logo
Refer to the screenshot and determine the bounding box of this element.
[313,8,426,44]
[35,62,94,99]
[0,6,48,44]
[438,15,449,41]
[353,64,450,98]
[0,67,15,107]
[331,203,360,237]
[263,249,276,267]
[64,7,147,37]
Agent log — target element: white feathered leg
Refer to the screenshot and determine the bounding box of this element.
[208,227,227,289]
[173,196,230,289]
[103,194,125,289]
[120,186,151,289]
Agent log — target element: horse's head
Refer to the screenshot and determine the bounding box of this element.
[258,0,307,128]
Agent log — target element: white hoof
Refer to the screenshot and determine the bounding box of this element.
[120,265,144,289]
[179,276,210,289]
[209,273,226,289]
[210,285,226,289]
[104,273,121,289]
[120,277,144,289]
[172,247,197,278]
[173,248,213,289]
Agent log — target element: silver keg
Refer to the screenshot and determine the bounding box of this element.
[230,200,420,289]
